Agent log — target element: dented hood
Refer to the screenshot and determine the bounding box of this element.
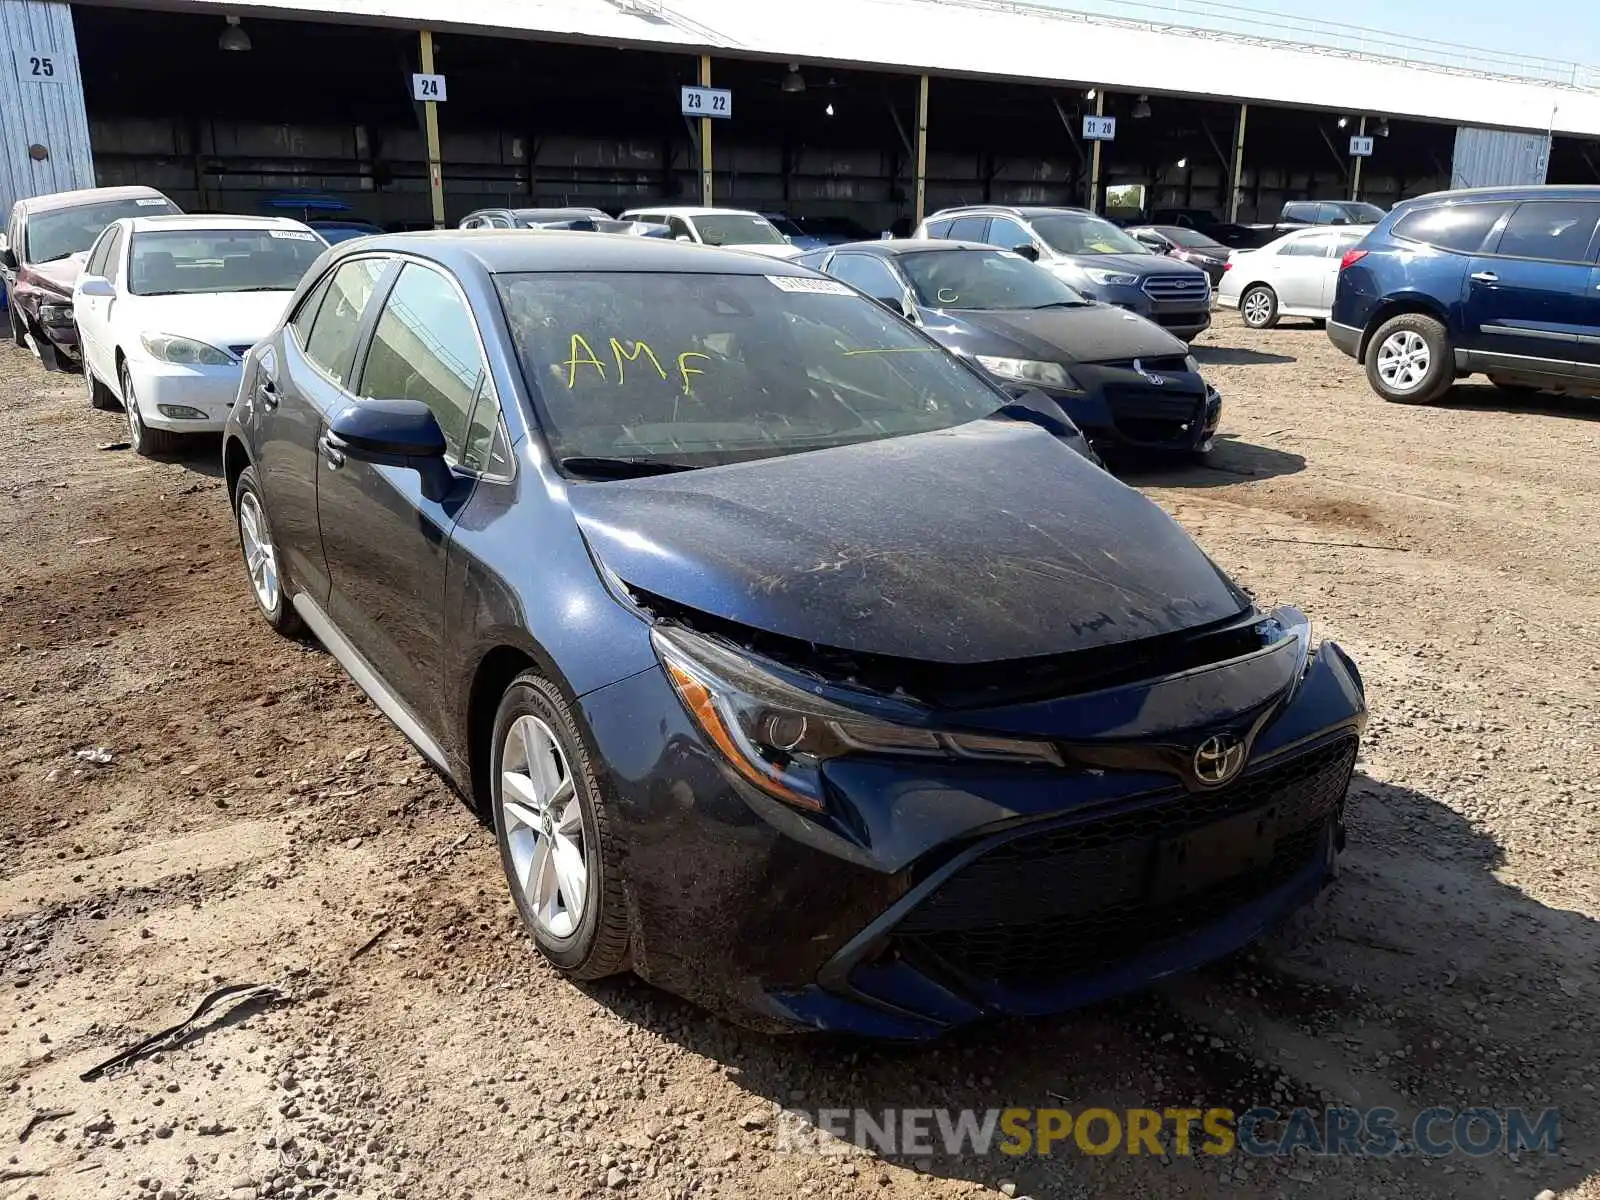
[568,419,1249,665]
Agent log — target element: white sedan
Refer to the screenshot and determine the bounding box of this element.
[618,206,803,259]
[73,214,326,455]
[1218,224,1373,329]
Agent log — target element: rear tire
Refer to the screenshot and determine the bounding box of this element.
[1364,313,1453,405]
[233,465,304,637]
[121,361,184,456]
[84,363,118,411]
[1239,285,1279,329]
[491,672,631,981]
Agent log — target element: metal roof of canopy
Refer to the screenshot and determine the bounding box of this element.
[82,0,1600,137]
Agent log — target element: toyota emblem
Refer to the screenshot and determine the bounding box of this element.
[1193,734,1246,786]
[1133,358,1167,386]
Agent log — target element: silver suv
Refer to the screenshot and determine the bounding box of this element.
[914,206,1213,342]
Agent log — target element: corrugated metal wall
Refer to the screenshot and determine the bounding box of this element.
[1451,126,1550,189]
[0,0,94,216]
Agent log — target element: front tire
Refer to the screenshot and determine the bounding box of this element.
[233,465,303,636]
[492,672,630,981]
[1239,284,1279,329]
[1365,314,1453,404]
[121,362,183,456]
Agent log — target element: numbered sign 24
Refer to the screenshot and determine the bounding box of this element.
[681,86,732,119]
[16,49,68,84]
[411,73,447,102]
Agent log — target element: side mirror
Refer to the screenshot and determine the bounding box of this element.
[875,294,909,318]
[78,276,115,298]
[0,244,16,273]
[326,399,454,502]
[1012,243,1040,262]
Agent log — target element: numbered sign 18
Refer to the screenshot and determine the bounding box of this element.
[15,49,68,85]
[681,86,732,119]
[411,73,448,102]
[1082,114,1117,142]
[1349,135,1375,157]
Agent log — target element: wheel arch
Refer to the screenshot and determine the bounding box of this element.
[1358,294,1451,361]
[464,637,576,817]
[223,435,252,503]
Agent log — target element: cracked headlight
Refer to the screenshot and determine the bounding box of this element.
[140,333,234,366]
[653,626,1061,812]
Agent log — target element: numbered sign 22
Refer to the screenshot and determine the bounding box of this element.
[1082,114,1117,141]
[16,49,68,85]
[681,86,732,119]
[411,73,447,102]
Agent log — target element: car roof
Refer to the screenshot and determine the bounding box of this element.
[18,185,170,215]
[1401,184,1600,205]
[330,229,814,276]
[927,205,1094,220]
[826,239,1001,257]
[620,206,762,218]
[122,214,315,234]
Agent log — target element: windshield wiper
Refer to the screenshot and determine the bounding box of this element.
[1030,300,1091,309]
[561,456,700,480]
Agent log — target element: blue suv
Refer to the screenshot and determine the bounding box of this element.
[1329,186,1600,404]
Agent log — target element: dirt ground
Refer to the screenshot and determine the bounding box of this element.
[2,311,1597,1200]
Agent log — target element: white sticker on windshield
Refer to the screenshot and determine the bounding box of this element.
[136,198,168,206]
[269,230,318,241]
[767,275,853,296]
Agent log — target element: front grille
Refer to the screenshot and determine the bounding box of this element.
[1143,275,1211,303]
[1102,385,1204,446]
[893,737,1356,987]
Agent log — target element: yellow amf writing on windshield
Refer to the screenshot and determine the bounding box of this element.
[564,333,709,396]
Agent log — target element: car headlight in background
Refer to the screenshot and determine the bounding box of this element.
[140,333,234,366]
[974,356,1082,392]
[653,625,1061,812]
[1082,268,1140,287]
[1185,354,1200,373]
[39,302,74,325]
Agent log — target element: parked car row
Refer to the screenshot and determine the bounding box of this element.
[3,181,1375,1039]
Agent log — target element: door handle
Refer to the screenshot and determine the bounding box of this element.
[318,432,346,469]
[1471,271,1499,283]
[257,379,280,410]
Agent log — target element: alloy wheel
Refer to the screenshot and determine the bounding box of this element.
[123,373,145,451]
[237,490,281,615]
[1242,290,1272,327]
[1376,330,1430,393]
[500,715,589,941]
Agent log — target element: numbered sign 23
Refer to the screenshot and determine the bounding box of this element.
[411,73,448,102]
[681,86,732,119]
[16,49,68,84]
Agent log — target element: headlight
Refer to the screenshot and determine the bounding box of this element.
[39,302,74,324]
[1083,268,1140,287]
[140,333,234,366]
[653,626,1061,812]
[1184,354,1200,373]
[973,356,1081,392]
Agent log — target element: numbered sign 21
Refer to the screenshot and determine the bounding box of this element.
[1082,114,1117,141]
[411,73,447,102]
[681,86,732,119]
[16,49,68,85]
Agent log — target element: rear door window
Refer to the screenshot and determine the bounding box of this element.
[1392,203,1507,254]
[947,215,991,243]
[303,258,389,385]
[1283,203,1321,224]
[1488,200,1600,264]
[1316,203,1353,226]
[1279,234,1335,258]
[923,218,954,239]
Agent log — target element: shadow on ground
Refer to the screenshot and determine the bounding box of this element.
[1436,381,1600,423]
[586,772,1595,1198]
[1192,344,1298,366]
[1114,433,1306,488]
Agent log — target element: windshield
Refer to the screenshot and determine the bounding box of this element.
[693,214,789,247]
[1162,227,1226,250]
[496,271,1006,468]
[25,197,179,264]
[128,228,325,296]
[765,216,803,237]
[900,249,1088,310]
[1340,202,1387,224]
[1031,214,1148,257]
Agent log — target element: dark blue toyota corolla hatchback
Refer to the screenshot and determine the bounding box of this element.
[223,232,1366,1037]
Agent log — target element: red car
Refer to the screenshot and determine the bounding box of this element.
[3,185,180,370]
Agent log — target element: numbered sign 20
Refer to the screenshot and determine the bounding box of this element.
[681,86,732,119]
[411,73,448,102]
[1082,114,1117,142]
[16,49,68,85]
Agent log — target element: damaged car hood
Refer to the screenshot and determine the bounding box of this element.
[568,419,1249,665]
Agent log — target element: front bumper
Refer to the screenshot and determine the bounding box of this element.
[1045,382,1222,453]
[126,359,244,432]
[579,625,1365,1036]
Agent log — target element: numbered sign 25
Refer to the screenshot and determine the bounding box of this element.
[16,49,68,85]
[681,86,732,119]
[411,73,448,102]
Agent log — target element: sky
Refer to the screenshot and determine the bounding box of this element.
[1038,0,1600,75]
